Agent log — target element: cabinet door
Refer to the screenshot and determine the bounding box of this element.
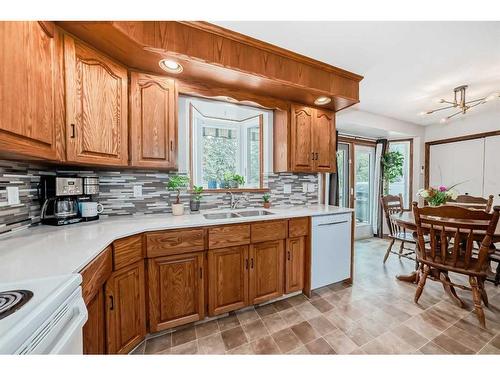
[105,261,146,354]
[285,237,305,293]
[249,240,284,305]
[290,105,314,171]
[64,35,128,166]
[0,22,63,160]
[313,108,336,172]
[83,288,106,354]
[148,252,205,332]
[208,245,249,316]
[129,72,177,169]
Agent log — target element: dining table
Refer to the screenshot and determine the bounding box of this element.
[389,211,500,285]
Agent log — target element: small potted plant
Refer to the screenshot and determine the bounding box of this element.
[167,175,189,216]
[231,174,245,188]
[190,185,203,212]
[262,193,271,209]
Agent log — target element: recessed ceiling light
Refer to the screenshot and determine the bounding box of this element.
[440,118,448,123]
[159,59,183,73]
[486,92,500,101]
[314,96,332,105]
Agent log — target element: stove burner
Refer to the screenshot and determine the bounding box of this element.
[0,290,33,320]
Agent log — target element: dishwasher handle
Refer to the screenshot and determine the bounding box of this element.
[317,220,349,227]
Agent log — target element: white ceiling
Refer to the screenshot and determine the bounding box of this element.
[213,21,500,126]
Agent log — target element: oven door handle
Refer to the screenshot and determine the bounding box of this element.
[49,298,88,354]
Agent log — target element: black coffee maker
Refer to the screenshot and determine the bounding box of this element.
[39,176,84,225]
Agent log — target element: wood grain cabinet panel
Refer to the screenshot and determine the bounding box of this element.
[113,234,143,271]
[147,252,205,332]
[129,72,177,169]
[288,217,309,238]
[290,105,314,172]
[249,240,284,305]
[285,237,305,293]
[0,21,63,160]
[208,245,249,316]
[105,260,146,354]
[80,246,112,305]
[64,35,128,166]
[251,220,287,243]
[313,108,336,172]
[208,224,250,249]
[83,288,106,354]
[146,229,205,257]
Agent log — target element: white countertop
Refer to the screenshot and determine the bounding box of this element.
[0,205,352,283]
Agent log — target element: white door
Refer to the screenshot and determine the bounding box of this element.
[429,138,485,196]
[484,135,500,206]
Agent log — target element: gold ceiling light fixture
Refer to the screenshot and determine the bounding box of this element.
[159,59,183,74]
[421,85,500,123]
[314,96,332,105]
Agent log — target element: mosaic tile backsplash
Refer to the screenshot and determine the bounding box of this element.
[0,160,318,235]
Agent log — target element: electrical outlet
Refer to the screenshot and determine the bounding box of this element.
[133,185,143,198]
[7,186,20,205]
[302,183,308,193]
[283,184,292,194]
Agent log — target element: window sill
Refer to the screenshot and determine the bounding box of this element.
[188,188,270,193]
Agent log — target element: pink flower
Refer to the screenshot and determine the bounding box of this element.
[438,185,447,192]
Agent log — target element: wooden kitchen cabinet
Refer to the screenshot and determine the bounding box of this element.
[275,104,337,173]
[64,35,128,166]
[249,240,284,305]
[129,72,177,169]
[285,237,305,293]
[147,252,205,332]
[208,245,249,316]
[0,21,64,161]
[105,260,146,354]
[83,288,106,354]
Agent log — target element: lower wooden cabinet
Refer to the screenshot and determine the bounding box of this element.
[249,240,284,305]
[82,288,106,354]
[285,237,305,293]
[105,260,146,354]
[147,252,205,332]
[208,245,249,316]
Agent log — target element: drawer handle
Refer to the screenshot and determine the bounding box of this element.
[318,220,349,226]
[109,295,114,311]
[70,123,76,138]
[170,140,173,151]
[199,267,203,279]
[245,259,249,270]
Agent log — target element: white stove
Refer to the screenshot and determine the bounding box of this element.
[0,274,87,354]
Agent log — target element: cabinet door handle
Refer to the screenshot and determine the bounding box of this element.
[109,295,114,311]
[250,258,254,269]
[315,152,319,160]
[170,140,173,151]
[287,251,291,261]
[70,123,76,138]
[311,152,314,160]
[199,267,203,279]
[245,259,249,270]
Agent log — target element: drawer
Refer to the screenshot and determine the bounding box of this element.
[113,234,144,270]
[208,224,250,249]
[80,246,112,305]
[251,220,287,243]
[288,217,309,237]
[146,228,205,257]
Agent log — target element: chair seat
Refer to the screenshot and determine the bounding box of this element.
[418,254,488,277]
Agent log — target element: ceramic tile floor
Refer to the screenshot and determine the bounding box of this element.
[132,238,500,355]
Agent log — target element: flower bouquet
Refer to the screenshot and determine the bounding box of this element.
[417,185,459,206]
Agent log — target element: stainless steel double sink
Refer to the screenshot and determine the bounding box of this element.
[203,210,274,220]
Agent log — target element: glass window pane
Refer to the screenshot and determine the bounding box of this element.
[388,141,411,207]
[355,146,374,225]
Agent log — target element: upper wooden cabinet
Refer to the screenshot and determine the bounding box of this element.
[105,260,146,354]
[64,35,128,166]
[0,22,64,161]
[275,104,337,173]
[129,72,178,169]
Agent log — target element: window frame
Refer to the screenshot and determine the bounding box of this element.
[188,103,266,192]
[387,139,413,209]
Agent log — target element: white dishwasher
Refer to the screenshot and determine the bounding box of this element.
[311,213,352,290]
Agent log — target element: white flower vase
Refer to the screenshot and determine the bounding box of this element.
[171,203,184,216]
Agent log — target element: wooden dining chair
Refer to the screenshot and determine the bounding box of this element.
[412,202,500,328]
[380,194,417,263]
[447,194,494,212]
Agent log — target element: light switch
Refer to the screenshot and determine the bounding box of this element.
[133,185,143,198]
[302,183,308,193]
[7,186,20,205]
[283,184,292,194]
